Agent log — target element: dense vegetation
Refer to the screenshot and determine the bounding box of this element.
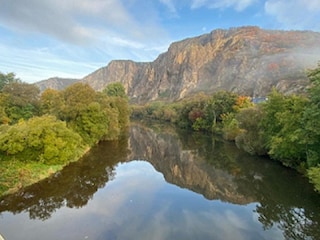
[0,75,129,195]
[131,63,320,192]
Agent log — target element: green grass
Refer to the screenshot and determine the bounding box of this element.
[0,159,63,197]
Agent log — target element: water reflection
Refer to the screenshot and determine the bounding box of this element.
[0,123,319,239]
[0,136,129,220]
[129,123,320,239]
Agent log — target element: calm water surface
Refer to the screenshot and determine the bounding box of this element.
[0,123,319,240]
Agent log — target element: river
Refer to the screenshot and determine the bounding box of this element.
[0,123,319,240]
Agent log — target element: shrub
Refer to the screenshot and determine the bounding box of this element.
[0,115,83,165]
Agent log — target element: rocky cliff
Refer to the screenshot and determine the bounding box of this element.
[36,77,79,92]
[38,27,320,103]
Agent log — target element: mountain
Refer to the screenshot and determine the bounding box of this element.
[39,27,320,103]
[35,77,79,92]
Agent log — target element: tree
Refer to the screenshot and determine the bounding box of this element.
[260,88,286,151]
[0,116,83,165]
[1,82,40,123]
[260,89,308,167]
[40,88,64,116]
[60,83,96,122]
[233,95,253,112]
[174,94,208,129]
[204,91,237,131]
[221,95,254,141]
[101,83,130,131]
[103,82,127,98]
[68,102,109,145]
[0,72,20,91]
[235,106,266,155]
[108,97,130,131]
[0,93,10,124]
[2,82,39,106]
[302,62,320,167]
[268,95,308,167]
[308,167,320,192]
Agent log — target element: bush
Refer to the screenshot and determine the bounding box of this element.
[308,167,320,192]
[0,115,84,165]
[235,106,267,155]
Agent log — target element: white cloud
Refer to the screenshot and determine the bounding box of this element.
[265,0,320,30]
[191,0,257,11]
[0,0,93,45]
[0,0,171,82]
[0,0,167,45]
[159,0,177,13]
[0,43,102,82]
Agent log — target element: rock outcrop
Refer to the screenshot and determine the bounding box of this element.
[35,77,79,92]
[38,27,320,103]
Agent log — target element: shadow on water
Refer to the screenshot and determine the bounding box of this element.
[0,122,319,239]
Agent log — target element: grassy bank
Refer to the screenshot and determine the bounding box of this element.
[0,160,63,196]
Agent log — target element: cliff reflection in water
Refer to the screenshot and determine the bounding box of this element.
[0,123,319,239]
[129,123,320,239]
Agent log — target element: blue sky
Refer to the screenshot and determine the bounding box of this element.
[1,0,320,83]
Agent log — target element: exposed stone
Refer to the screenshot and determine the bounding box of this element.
[35,77,79,92]
[38,27,320,103]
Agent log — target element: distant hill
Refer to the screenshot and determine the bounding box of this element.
[35,77,79,92]
[38,26,320,103]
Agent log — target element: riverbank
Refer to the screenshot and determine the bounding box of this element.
[0,147,90,197]
[0,161,63,196]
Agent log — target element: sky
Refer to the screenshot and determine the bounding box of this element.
[0,0,320,83]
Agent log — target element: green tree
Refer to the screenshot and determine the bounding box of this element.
[303,63,320,192]
[0,72,20,91]
[260,88,287,152]
[108,97,130,131]
[204,91,237,131]
[260,89,308,168]
[103,82,127,98]
[68,102,109,145]
[0,116,83,165]
[173,93,209,129]
[103,106,120,140]
[101,83,130,132]
[1,82,40,123]
[60,83,96,121]
[303,62,320,167]
[0,93,10,124]
[40,88,64,116]
[268,95,308,167]
[235,106,266,155]
[308,167,320,192]
[221,112,241,141]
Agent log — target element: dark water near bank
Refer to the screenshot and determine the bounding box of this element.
[0,123,319,240]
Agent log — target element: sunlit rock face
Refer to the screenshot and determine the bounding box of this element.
[39,27,320,103]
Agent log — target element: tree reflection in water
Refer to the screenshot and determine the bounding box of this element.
[0,123,319,239]
[0,135,129,220]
